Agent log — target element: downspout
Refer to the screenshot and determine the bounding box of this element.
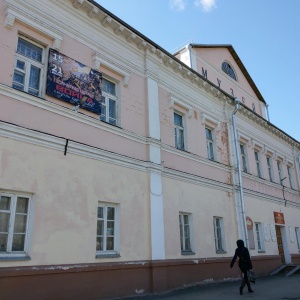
[232,98,249,248]
[297,154,300,190]
[188,44,193,69]
[266,103,270,122]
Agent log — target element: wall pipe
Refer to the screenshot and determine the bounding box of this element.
[266,103,270,122]
[232,98,249,248]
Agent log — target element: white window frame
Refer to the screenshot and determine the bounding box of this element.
[96,202,120,258]
[179,212,193,253]
[205,126,215,161]
[213,217,226,253]
[100,77,118,126]
[12,36,45,97]
[267,156,274,182]
[254,150,262,178]
[0,193,31,259]
[277,160,283,185]
[255,223,265,252]
[240,143,248,173]
[174,112,186,151]
[287,166,294,189]
[295,227,300,251]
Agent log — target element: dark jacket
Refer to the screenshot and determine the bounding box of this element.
[230,240,252,271]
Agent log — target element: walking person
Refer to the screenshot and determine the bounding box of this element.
[230,239,254,295]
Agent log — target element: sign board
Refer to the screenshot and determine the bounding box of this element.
[46,49,102,114]
[274,212,285,224]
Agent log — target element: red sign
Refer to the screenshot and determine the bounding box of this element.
[274,212,285,224]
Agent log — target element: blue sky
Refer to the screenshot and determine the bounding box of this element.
[96,0,300,141]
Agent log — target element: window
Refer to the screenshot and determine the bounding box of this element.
[221,61,237,81]
[240,144,248,173]
[287,166,294,189]
[295,227,300,251]
[267,156,273,182]
[13,37,44,97]
[96,203,119,257]
[100,78,117,125]
[255,223,264,251]
[206,127,215,160]
[213,217,226,252]
[0,193,30,257]
[277,161,283,185]
[179,213,193,253]
[174,112,185,150]
[254,151,262,178]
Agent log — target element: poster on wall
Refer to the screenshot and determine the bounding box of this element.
[46,49,102,114]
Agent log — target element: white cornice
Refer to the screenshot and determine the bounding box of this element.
[161,144,230,173]
[163,167,231,192]
[0,121,147,173]
[62,0,231,102]
[4,0,298,155]
[92,52,130,86]
[169,95,193,118]
[0,84,146,145]
[0,121,232,192]
[200,112,220,132]
[0,122,66,152]
[236,106,299,148]
[5,1,63,50]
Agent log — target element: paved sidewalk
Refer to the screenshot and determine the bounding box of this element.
[119,275,300,300]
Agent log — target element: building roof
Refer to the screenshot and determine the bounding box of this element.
[86,1,299,143]
[88,2,265,105]
[189,44,266,104]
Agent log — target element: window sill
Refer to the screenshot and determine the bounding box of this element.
[181,251,195,256]
[95,253,120,259]
[258,250,266,253]
[0,255,31,261]
[216,250,227,254]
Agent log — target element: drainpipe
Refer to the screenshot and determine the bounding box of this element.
[297,154,300,189]
[232,98,249,248]
[188,44,193,69]
[266,103,270,122]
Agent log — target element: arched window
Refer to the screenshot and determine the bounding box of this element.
[221,61,237,81]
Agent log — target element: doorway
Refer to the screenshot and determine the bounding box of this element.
[275,226,285,264]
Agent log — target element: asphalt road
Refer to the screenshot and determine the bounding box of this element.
[118,275,300,300]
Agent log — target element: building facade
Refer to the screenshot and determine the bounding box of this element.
[0,0,300,299]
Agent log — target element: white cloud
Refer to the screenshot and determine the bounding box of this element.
[169,0,187,11]
[194,0,217,12]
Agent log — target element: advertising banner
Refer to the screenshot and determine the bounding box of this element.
[46,49,102,114]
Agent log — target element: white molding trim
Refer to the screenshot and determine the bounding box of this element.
[262,145,275,157]
[163,166,231,192]
[273,151,286,163]
[252,139,264,151]
[5,4,63,50]
[0,84,145,144]
[0,121,147,173]
[237,132,251,146]
[0,121,232,193]
[92,52,131,86]
[161,143,229,173]
[200,112,220,132]
[168,95,193,118]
